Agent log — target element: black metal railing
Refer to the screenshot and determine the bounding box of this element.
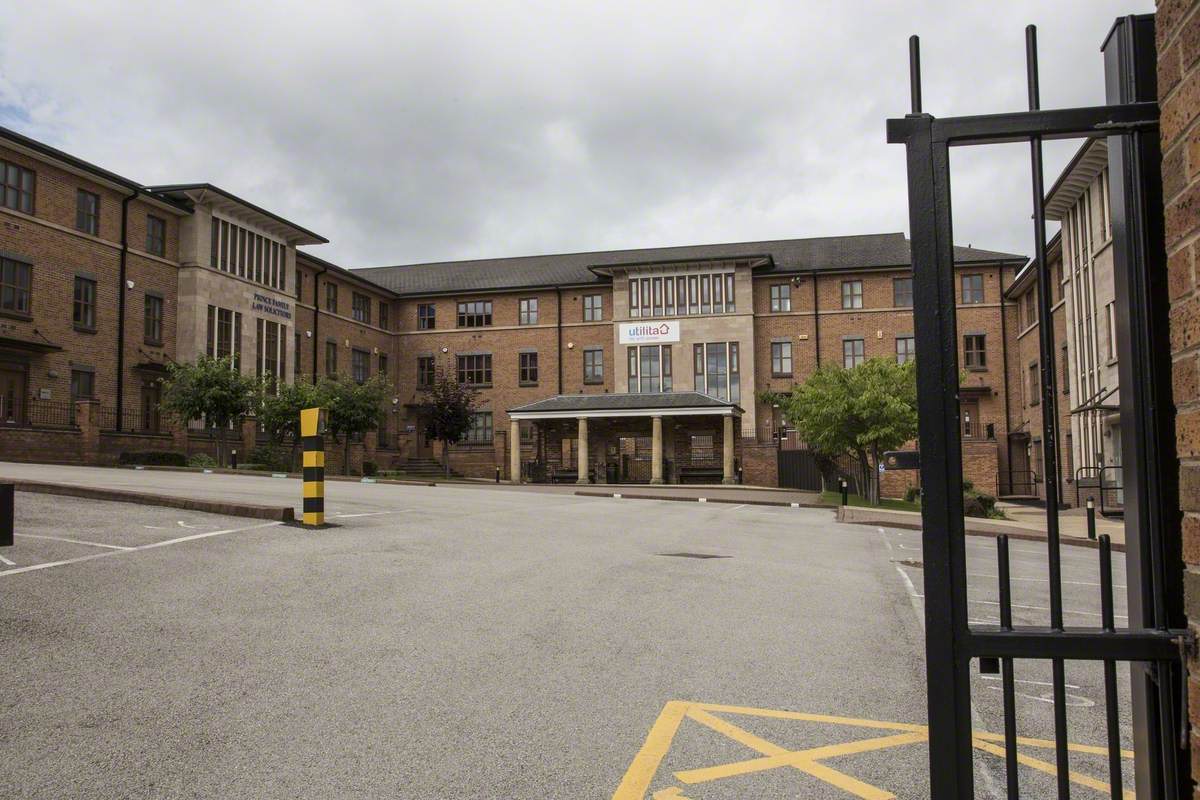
[98,407,165,433]
[25,399,77,428]
[961,420,996,440]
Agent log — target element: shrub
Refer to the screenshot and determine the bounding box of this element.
[963,488,997,518]
[904,486,921,503]
[362,460,378,477]
[119,451,187,467]
[188,453,217,468]
[248,444,291,472]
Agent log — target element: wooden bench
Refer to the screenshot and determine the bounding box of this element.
[678,466,725,484]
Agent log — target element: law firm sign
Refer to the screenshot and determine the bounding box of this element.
[619,320,681,344]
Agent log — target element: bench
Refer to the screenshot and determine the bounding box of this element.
[678,465,725,484]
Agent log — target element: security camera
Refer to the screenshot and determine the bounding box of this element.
[790,275,803,287]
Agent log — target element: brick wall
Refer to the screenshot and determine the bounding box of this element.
[1160,2,1200,791]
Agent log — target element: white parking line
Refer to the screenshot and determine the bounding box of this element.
[0,553,14,566]
[332,510,406,518]
[15,533,132,551]
[176,521,199,529]
[0,520,283,577]
[726,504,747,512]
[968,572,1126,590]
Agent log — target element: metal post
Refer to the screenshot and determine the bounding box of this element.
[1087,497,1097,541]
[495,466,500,484]
[301,406,325,527]
[0,483,12,548]
[840,479,848,507]
[231,448,238,470]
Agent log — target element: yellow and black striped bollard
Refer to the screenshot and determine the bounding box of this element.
[301,407,325,526]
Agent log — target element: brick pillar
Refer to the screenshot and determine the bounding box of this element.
[1160,0,1200,783]
[364,430,378,467]
[240,417,257,464]
[172,421,189,457]
[722,415,735,485]
[76,399,100,464]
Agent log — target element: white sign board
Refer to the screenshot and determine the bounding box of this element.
[619,320,681,344]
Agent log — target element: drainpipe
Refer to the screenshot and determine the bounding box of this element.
[115,190,136,432]
[555,286,563,394]
[811,270,821,367]
[999,264,1013,494]
[312,263,326,383]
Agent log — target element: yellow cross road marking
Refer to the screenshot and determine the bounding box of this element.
[612,701,1133,800]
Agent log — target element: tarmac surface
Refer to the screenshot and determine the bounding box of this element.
[0,463,1132,798]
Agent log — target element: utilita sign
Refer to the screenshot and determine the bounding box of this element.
[618,321,681,344]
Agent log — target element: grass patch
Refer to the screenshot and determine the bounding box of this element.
[820,491,921,513]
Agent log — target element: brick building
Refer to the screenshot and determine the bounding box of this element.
[0,123,1027,490]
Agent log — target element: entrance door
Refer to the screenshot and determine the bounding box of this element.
[140,379,161,432]
[415,415,433,458]
[0,366,26,425]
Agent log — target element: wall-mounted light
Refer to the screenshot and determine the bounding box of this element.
[441,346,449,353]
[126,280,135,290]
[306,330,312,338]
[567,342,575,349]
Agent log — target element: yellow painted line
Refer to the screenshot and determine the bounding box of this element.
[303,450,324,467]
[650,789,692,800]
[611,701,692,800]
[972,737,1134,799]
[682,707,896,800]
[695,702,926,733]
[674,730,927,784]
[303,482,324,499]
[973,729,1134,759]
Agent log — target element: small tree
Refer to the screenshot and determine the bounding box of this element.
[160,356,256,467]
[319,374,390,475]
[783,357,917,505]
[257,379,323,470]
[421,371,478,477]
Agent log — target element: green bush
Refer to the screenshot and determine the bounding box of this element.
[362,460,378,477]
[904,486,921,503]
[248,444,291,472]
[119,451,187,467]
[188,453,217,468]
[963,488,997,518]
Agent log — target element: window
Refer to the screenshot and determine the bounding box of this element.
[963,334,987,369]
[352,349,370,383]
[688,276,699,314]
[841,280,863,309]
[631,273,732,317]
[206,305,242,368]
[700,341,739,402]
[896,336,916,364]
[519,351,538,385]
[457,353,492,386]
[73,276,96,330]
[628,345,671,393]
[1028,362,1040,405]
[417,356,436,388]
[257,319,283,385]
[640,345,661,393]
[352,293,370,323]
[893,277,913,308]
[690,434,715,462]
[770,284,791,312]
[76,190,100,235]
[961,274,984,304]
[325,341,338,376]
[146,215,166,256]
[294,332,301,375]
[465,412,493,445]
[842,338,865,369]
[771,341,793,376]
[457,300,492,328]
[1023,290,1037,328]
[0,160,34,214]
[1099,168,1110,241]
[378,302,390,331]
[295,270,303,301]
[629,279,639,317]
[653,277,663,316]
[417,303,435,330]
[584,347,604,384]
[325,282,338,313]
[378,353,388,378]
[1061,343,1069,395]
[144,294,163,344]
[1105,302,1117,361]
[519,297,538,325]
[70,369,94,400]
[0,257,32,315]
[583,294,603,321]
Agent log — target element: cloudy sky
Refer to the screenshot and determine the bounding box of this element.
[0,0,1153,268]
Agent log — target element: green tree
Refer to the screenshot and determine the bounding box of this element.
[421,370,478,477]
[318,374,390,475]
[783,357,917,505]
[160,355,256,468]
[256,379,323,470]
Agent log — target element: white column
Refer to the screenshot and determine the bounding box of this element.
[722,415,736,485]
[651,415,664,484]
[576,417,589,484]
[510,419,521,483]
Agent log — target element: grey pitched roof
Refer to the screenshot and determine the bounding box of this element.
[348,232,1025,297]
[509,392,740,415]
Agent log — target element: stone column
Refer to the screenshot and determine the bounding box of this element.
[76,399,100,464]
[576,417,589,484]
[650,415,664,484]
[722,414,736,484]
[510,419,521,483]
[240,417,257,461]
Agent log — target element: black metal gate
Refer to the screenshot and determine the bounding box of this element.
[778,449,821,491]
[887,14,1192,799]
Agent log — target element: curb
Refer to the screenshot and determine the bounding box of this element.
[121,465,436,487]
[833,510,1125,552]
[11,480,295,522]
[575,490,833,509]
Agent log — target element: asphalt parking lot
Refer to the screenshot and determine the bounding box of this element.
[0,464,1132,799]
